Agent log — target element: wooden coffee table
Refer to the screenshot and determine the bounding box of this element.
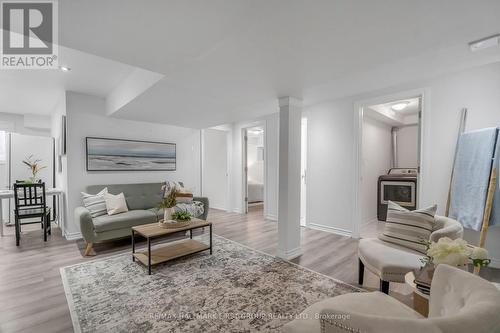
[131,218,212,275]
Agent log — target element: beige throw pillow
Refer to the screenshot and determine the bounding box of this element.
[104,192,129,216]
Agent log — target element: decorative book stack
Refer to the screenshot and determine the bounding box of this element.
[413,266,434,295]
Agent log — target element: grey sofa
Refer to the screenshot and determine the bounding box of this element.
[75,182,209,256]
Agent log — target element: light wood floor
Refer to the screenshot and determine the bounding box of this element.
[1,207,496,332]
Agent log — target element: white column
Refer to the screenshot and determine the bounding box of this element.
[277,96,302,260]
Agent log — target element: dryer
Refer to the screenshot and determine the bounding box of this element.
[377,168,418,221]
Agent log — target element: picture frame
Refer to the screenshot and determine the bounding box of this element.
[86,137,176,171]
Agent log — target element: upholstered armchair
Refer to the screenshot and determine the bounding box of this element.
[358,215,463,293]
[283,264,500,333]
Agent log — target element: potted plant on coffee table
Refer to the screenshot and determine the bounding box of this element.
[159,210,192,229]
[158,188,178,223]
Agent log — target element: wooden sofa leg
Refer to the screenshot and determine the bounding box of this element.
[380,279,390,294]
[358,259,365,285]
[84,243,93,256]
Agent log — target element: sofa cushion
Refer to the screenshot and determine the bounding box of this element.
[86,183,164,211]
[358,238,423,283]
[92,210,157,233]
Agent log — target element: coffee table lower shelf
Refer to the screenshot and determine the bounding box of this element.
[133,239,210,267]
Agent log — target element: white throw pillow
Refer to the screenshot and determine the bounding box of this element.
[104,192,129,216]
[81,187,108,218]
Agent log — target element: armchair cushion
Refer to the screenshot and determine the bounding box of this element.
[358,238,422,283]
[283,291,423,333]
[430,216,463,242]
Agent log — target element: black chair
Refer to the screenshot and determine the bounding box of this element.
[13,182,51,246]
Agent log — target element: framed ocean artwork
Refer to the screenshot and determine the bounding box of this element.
[86,137,176,171]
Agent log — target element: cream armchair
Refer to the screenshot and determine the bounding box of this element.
[284,264,500,333]
[358,215,463,293]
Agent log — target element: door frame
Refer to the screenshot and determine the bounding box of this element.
[352,87,430,238]
[241,121,266,214]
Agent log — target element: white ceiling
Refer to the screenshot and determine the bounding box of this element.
[0,44,135,115]
[366,97,420,126]
[3,1,500,128]
[57,0,500,128]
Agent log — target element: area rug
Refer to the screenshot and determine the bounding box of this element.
[61,235,360,333]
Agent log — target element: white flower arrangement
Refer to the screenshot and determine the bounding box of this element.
[421,237,491,268]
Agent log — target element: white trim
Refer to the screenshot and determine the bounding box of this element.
[352,87,429,240]
[232,208,244,214]
[307,223,352,237]
[277,246,302,260]
[265,214,278,221]
[64,231,82,240]
[241,121,266,215]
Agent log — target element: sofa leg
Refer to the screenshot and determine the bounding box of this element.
[358,259,364,285]
[380,279,389,294]
[84,243,93,256]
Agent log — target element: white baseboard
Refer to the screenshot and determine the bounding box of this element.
[277,246,302,260]
[64,231,82,241]
[363,217,379,226]
[307,223,352,237]
[265,214,278,221]
[210,205,228,211]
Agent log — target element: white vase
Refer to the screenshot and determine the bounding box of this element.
[164,207,174,222]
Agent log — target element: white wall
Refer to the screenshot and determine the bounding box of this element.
[229,113,279,220]
[304,99,354,235]
[361,116,392,224]
[64,92,201,237]
[305,61,500,263]
[396,125,419,168]
[202,129,228,210]
[0,112,51,137]
[247,132,264,184]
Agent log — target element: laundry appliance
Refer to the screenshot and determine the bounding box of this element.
[377,168,418,221]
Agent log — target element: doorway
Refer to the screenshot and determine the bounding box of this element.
[354,90,426,238]
[243,126,265,215]
[0,132,55,224]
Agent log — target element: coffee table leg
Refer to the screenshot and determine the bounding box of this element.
[148,238,152,275]
[209,224,212,254]
[131,230,135,262]
[189,229,192,239]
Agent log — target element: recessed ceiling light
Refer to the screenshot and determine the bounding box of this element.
[391,102,410,111]
[59,66,71,72]
[469,35,499,52]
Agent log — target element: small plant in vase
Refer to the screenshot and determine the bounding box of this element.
[158,188,178,223]
[171,211,191,222]
[22,155,46,183]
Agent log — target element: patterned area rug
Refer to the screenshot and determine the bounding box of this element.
[61,235,359,333]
